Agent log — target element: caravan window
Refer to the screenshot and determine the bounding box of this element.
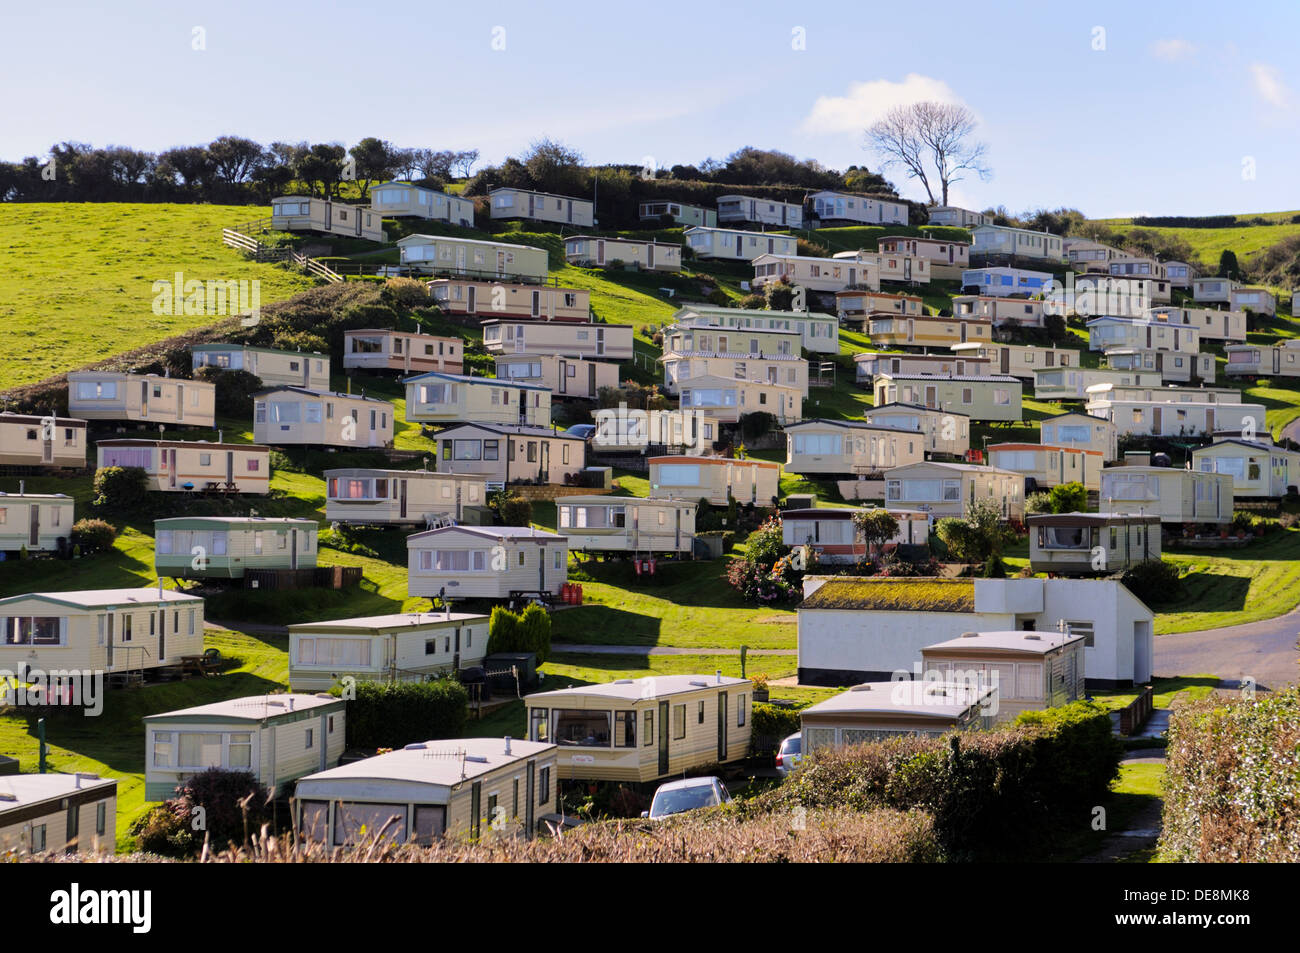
[3,617,63,646]
[553,709,610,747]
[656,464,700,486]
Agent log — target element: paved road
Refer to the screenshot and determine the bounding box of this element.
[1154,607,1300,693]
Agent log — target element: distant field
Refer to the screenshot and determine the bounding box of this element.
[0,203,314,390]
[1089,213,1300,266]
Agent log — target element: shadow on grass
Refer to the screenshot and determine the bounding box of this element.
[1150,571,1251,615]
[550,604,663,647]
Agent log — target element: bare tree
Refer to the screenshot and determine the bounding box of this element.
[867,101,990,206]
[452,149,479,179]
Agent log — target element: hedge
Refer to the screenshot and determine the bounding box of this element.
[750,702,803,757]
[1160,687,1300,862]
[753,701,1121,860]
[334,679,469,751]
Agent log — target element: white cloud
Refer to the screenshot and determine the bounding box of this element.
[1151,38,1196,62]
[1250,62,1292,109]
[799,74,968,135]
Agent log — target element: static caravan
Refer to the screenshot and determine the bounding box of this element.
[1027,513,1161,576]
[403,371,551,427]
[1146,306,1246,344]
[836,290,923,324]
[0,413,87,469]
[953,295,1046,328]
[343,329,463,376]
[834,249,931,285]
[1087,317,1200,354]
[253,387,394,448]
[873,373,1023,423]
[781,506,929,564]
[883,461,1024,520]
[557,496,696,555]
[864,403,970,458]
[1192,439,1300,498]
[867,314,992,349]
[810,191,907,226]
[1104,348,1215,384]
[1231,286,1276,316]
[1164,261,1197,288]
[950,342,1076,380]
[398,234,550,282]
[668,305,839,354]
[369,181,474,225]
[661,351,809,398]
[1032,367,1163,401]
[785,418,926,477]
[270,196,384,242]
[287,612,489,692]
[676,374,802,425]
[430,279,589,323]
[432,424,585,486]
[0,587,204,677]
[921,631,1086,723]
[489,187,594,227]
[482,320,633,361]
[190,343,329,390]
[1099,466,1233,525]
[1108,257,1168,279]
[408,525,568,601]
[1085,397,1266,439]
[563,236,681,272]
[752,253,879,294]
[324,469,487,526]
[154,516,318,580]
[494,354,617,401]
[68,372,216,427]
[986,443,1102,491]
[855,351,991,383]
[716,194,802,228]
[1088,383,1241,405]
[800,682,995,754]
[684,226,797,261]
[663,324,802,359]
[927,205,988,227]
[878,235,969,277]
[648,455,780,506]
[296,737,559,844]
[1040,412,1118,462]
[1192,277,1239,304]
[96,439,271,494]
[0,493,73,553]
[961,266,1053,297]
[1065,239,1125,273]
[1226,339,1300,379]
[0,774,116,856]
[143,694,346,802]
[970,225,1063,263]
[639,200,716,228]
[525,674,753,783]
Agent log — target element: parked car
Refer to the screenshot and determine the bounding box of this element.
[565,423,596,441]
[641,776,732,819]
[775,732,802,778]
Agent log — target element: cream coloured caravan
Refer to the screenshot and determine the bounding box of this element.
[68,372,216,427]
[0,413,86,468]
[253,387,394,448]
[0,493,73,553]
[482,320,633,360]
[398,234,549,282]
[676,374,802,424]
[489,187,594,227]
[369,181,474,224]
[557,496,696,555]
[343,329,463,375]
[190,344,329,389]
[648,455,780,506]
[494,354,619,401]
[324,468,487,526]
[403,372,552,427]
[785,419,927,477]
[96,439,271,494]
[429,279,590,322]
[408,525,569,601]
[270,196,384,242]
[564,236,681,272]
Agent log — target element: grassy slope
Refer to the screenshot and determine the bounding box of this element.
[0,204,314,389]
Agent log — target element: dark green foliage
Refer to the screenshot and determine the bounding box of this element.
[494,494,533,527]
[195,366,263,418]
[1119,559,1182,605]
[750,702,803,756]
[517,602,552,664]
[131,768,272,858]
[1047,482,1087,514]
[92,465,149,512]
[335,680,468,750]
[487,605,521,656]
[70,518,118,555]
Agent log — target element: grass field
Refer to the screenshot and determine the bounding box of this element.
[1091,212,1300,265]
[0,203,314,390]
[1158,529,1300,633]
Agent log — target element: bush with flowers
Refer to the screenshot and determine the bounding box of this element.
[726,516,816,603]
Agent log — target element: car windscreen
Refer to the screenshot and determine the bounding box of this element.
[781,736,801,754]
[651,785,720,817]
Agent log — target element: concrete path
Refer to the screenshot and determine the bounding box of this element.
[1078,748,1168,864]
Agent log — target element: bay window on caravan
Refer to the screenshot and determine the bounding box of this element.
[418,549,491,572]
[792,432,842,456]
[657,463,701,487]
[886,477,961,502]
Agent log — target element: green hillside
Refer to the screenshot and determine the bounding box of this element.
[0,203,314,390]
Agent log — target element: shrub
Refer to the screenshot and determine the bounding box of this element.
[1119,559,1182,605]
[1160,687,1300,862]
[1024,492,1053,516]
[92,466,149,511]
[268,449,300,473]
[195,367,263,418]
[983,555,1007,578]
[494,494,533,527]
[706,288,729,306]
[335,679,469,750]
[1230,509,1262,534]
[741,516,787,569]
[132,768,272,858]
[1048,482,1087,514]
[380,276,432,308]
[70,518,118,555]
[517,602,552,664]
[751,702,803,756]
[487,605,522,655]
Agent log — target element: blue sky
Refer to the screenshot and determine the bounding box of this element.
[4,0,1299,218]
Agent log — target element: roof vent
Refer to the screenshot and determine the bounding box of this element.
[465,755,489,764]
[1024,634,1042,641]
[613,679,635,685]
[850,684,873,692]
[0,793,16,802]
[403,743,427,750]
[504,736,512,756]
[960,631,979,639]
[688,679,708,688]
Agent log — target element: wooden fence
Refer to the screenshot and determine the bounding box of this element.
[1118,684,1155,735]
[243,566,363,592]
